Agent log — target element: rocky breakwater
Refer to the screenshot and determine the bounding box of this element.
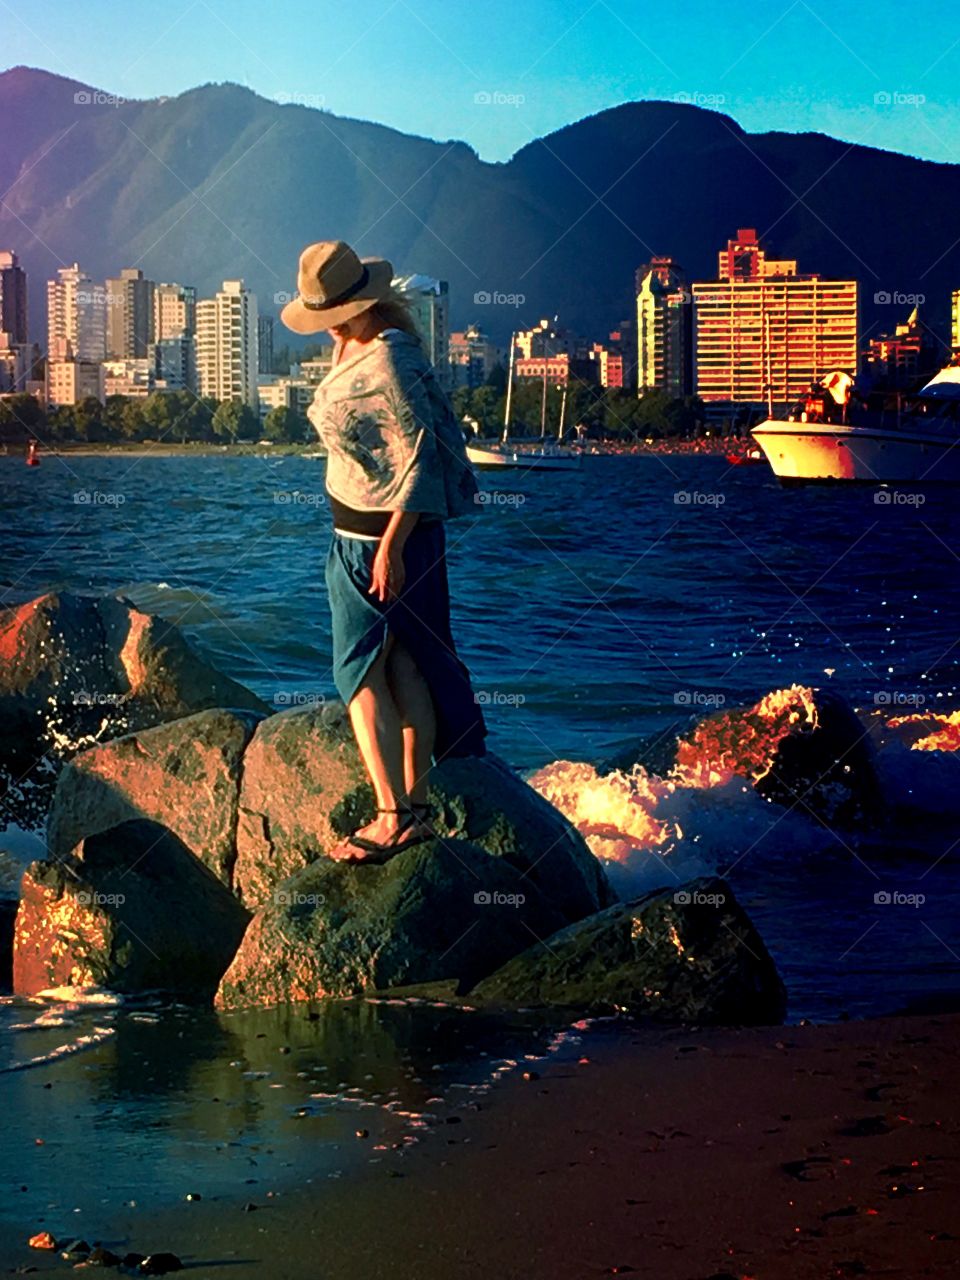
[13,694,786,1025]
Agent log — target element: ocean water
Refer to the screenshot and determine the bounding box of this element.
[2,450,960,1227]
[2,451,960,1025]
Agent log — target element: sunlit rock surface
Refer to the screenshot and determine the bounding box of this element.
[13,818,250,998]
[472,876,786,1025]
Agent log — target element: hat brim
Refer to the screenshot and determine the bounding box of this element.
[280,258,394,334]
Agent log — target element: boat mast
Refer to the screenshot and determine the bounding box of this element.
[558,384,568,439]
[764,311,773,418]
[502,330,516,444]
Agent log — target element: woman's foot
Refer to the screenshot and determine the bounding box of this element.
[328,805,435,864]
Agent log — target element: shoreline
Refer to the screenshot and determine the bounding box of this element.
[0,437,753,459]
[3,1009,959,1278]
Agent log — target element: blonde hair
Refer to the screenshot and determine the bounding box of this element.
[368,287,424,346]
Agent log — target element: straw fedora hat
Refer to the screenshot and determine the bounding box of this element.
[280,240,394,333]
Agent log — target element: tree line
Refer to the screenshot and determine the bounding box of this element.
[452,378,709,440]
[0,391,310,445]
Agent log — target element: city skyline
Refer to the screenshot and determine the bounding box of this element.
[5,224,957,416]
[3,1,960,166]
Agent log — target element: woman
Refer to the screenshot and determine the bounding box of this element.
[281,240,488,863]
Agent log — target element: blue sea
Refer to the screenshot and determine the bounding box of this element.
[2,450,960,1229]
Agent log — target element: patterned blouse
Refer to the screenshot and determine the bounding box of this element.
[307,329,480,519]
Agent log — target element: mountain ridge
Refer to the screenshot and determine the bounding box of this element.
[2,67,958,349]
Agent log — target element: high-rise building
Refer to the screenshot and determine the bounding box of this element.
[0,332,30,392]
[861,307,939,389]
[393,274,450,387]
[195,280,259,407]
[515,318,565,360]
[154,282,197,340]
[103,358,156,398]
[154,282,197,391]
[952,289,960,355]
[448,324,501,389]
[46,336,105,406]
[589,341,625,389]
[717,227,796,281]
[692,230,858,406]
[258,315,275,375]
[0,250,28,344]
[636,257,692,397]
[105,267,155,358]
[47,263,105,362]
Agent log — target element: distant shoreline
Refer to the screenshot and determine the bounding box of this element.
[3,437,752,459]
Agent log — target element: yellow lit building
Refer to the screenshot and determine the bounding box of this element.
[693,230,858,406]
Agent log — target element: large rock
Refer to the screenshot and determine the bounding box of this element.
[471,876,786,1025]
[216,838,569,1011]
[0,897,15,992]
[47,708,262,888]
[605,685,882,827]
[0,591,269,828]
[13,819,250,998]
[233,702,372,908]
[427,754,614,919]
[233,703,612,918]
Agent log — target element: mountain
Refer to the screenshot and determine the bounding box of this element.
[3,65,960,349]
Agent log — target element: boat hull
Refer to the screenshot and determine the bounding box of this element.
[466,444,581,470]
[751,421,960,484]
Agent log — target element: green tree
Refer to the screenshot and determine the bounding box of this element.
[0,393,47,443]
[212,398,259,442]
[263,404,308,443]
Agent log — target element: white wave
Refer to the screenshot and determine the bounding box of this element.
[0,1025,116,1073]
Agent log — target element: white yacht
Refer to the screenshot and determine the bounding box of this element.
[751,366,960,484]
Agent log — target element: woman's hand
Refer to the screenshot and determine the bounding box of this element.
[369,538,406,602]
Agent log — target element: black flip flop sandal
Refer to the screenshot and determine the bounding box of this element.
[346,807,434,859]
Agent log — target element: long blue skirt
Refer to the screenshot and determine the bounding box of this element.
[324,520,488,760]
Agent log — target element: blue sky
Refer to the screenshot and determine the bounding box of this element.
[5,0,959,164]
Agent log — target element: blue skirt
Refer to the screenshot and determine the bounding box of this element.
[324,520,488,761]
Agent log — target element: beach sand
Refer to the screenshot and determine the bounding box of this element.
[2,1011,958,1278]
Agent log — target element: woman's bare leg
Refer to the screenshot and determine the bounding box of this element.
[345,633,408,846]
[385,638,436,806]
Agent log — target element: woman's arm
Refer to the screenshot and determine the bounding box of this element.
[369,509,420,602]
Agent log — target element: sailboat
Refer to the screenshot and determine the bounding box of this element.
[465,327,581,471]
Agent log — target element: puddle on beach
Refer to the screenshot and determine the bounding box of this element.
[0,990,603,1226]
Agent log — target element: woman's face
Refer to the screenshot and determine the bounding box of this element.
[328,307,379,345]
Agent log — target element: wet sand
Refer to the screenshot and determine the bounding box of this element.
[3,1012,959,1279]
